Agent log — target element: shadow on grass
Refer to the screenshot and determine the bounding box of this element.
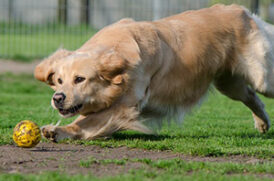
[112,132,174,141]
[233,130,274,139]
[111,129,274,141]
[34,129,274,148]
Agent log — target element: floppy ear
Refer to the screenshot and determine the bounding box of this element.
[34,49,72,86]
[98,52,130,86]
[97,38,141,85]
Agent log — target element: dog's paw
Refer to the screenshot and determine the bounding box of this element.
[41,125,58,142]
[255,121,269,133]
[41,124,77,142]
[253,113,270,133]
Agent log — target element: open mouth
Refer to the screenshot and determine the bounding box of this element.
[58,104,83,115]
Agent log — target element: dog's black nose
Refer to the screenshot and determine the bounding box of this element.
[53,93,66,108]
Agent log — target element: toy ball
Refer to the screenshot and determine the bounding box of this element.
[13,120,41,148]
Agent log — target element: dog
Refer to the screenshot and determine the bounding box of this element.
[34,4,273,142]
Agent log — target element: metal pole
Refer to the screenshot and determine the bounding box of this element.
[8,0,13,22]
[80,0,90,25]
[251,0,259,15]
[153,0,162,20]
[58,0,68,24]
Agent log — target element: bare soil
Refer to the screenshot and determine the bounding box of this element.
[0,143,272,176]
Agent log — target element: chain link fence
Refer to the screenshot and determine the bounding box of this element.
[0,0,273,61]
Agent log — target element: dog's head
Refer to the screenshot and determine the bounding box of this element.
[34,48,131,117]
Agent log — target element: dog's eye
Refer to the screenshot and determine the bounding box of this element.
[58,78,63,84]
[74,76,86,84]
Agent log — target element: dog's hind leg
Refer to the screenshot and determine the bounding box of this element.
[214,72,270,133]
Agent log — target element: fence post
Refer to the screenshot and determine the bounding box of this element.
[153,0,162,20]
[80,0,90,25]
[58,0,68,24]
[8,0,14,22]
[251,0,259,15]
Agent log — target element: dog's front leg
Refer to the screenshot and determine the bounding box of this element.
[42,106,152,142]
[41,116,85,142]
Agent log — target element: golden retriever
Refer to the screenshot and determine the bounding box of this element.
[34,4,273,142]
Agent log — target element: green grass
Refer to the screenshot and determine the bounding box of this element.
[0,23,96,61]
[1,157,273,180]
[0,73,273,180]
[0,172,271,181]
[78,157,273,174]
[1,160,273,181]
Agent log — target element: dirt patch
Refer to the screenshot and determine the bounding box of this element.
[0,143,272,176]
[0,60,40,74]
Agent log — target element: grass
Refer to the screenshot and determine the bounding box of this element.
[0,73,273,180]
[0,172,272,181]
[0,160,273,181]
[134,158,273,175]
[0,23,96,61]
[1,157,274,180]
[78,157,273,175]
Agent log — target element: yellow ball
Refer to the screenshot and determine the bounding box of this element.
[13,120,41,148]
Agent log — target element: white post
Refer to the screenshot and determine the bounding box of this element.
[153,0,162,21]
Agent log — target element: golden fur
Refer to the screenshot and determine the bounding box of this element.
[34,4,274,141]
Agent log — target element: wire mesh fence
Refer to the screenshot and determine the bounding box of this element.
[0,0,95,61]
[0,0,273,61]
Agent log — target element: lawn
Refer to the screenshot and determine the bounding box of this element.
[0,73,273,180]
